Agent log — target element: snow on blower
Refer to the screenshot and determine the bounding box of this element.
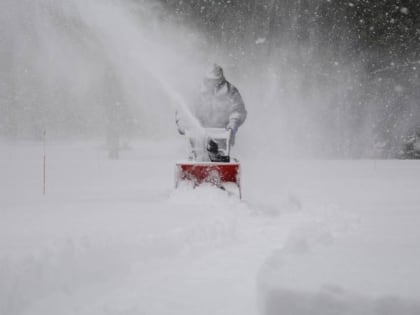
[175,128,242,198]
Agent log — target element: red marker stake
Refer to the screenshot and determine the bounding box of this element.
[43,130,46,195]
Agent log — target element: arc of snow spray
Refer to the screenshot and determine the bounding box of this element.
[146,72,210,160]
[75,0,204,135]
[142,65,205,137]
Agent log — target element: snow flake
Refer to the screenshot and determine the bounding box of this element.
[400,7,409,15]
[394,85,404,92]
[255,37,266,45]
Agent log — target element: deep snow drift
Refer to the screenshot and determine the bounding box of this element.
[1,140,420,315]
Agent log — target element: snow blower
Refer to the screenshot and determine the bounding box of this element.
[175,128,242,198]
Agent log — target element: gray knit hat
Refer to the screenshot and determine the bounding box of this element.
[205,64,224,80]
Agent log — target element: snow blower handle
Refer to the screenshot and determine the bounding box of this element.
[225,128,233,153]
[183,128,232,162]
[226,128,235,148]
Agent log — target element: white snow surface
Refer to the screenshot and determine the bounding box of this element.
[1,140,420,315]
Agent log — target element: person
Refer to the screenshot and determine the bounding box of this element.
[176,64,247,147]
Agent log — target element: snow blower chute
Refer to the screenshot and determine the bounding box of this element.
[175,128,242,198]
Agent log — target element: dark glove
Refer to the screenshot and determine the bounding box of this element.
[226,121,238,134]
[177,126,185,135]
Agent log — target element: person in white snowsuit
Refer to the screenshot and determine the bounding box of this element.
[176,64,247,146]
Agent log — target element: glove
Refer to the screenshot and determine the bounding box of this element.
[177,126,185,135]
[226,121,238,134]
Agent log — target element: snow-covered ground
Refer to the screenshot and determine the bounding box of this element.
[1,140,420,315]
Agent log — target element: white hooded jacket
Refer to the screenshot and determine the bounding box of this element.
[176,75,247,137]
[193,79,247,132]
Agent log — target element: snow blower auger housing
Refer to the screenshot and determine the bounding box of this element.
[175,128,242,199]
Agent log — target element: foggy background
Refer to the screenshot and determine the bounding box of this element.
[1,0,419,158]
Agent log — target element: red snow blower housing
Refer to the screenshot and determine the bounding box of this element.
[175,128,242,198]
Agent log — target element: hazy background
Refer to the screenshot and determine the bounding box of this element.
[1,0,419,158]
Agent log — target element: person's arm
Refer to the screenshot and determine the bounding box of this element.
[227,87,247,133]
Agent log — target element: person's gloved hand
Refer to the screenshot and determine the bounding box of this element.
[177,126,185,135]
